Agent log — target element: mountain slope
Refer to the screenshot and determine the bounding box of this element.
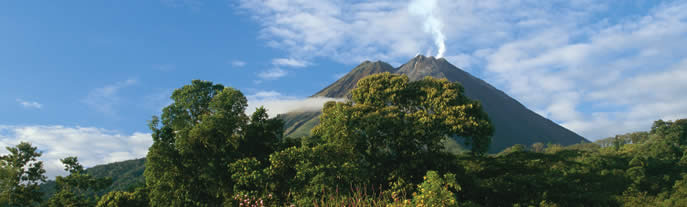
[313,60,396,98]
[281,55,588,152]
[281,61,395,138]
[397,56,588,150]
[277,111,321,138]
[40,158,146,200]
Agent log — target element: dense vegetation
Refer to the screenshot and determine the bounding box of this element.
[2,74,687,206]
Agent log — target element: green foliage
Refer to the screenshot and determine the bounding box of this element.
[311,73,492,198]
[241,107,284,162]
[0,142,46,207]
[0,160,15,205]
[530,142,545,153]
[144,80,283,206]
[39,158,146,202]
[412,171,460,207]
[24,77,687,207]
[456,149,630,206]
[497,144,526,156]
[266,144,366,204]
[48,156,112,207]
[95,188,148,207]
[228,157,269,196]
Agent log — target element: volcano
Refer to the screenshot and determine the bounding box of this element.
[278,55,588,152]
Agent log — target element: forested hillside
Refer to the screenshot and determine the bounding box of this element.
[3,76,687,206]
[39,158,146,201]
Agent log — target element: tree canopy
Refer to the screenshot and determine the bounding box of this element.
[5,77,687,206]
[0,142,46,207]
[144,80,283,206]
[47,157,112,207]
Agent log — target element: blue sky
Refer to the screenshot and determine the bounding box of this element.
[2,0,687,178]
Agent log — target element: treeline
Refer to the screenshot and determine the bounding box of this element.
[2,74,687,206]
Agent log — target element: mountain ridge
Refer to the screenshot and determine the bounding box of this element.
[313,60,396,98]
[281,55,588,152]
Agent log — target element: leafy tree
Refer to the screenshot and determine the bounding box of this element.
[544,144,564,154]
[312,73,492,189]
[240,107,284,163]
[265,144,366,204]
[0,160,16,204]
[531,142,545,153]
[662,174,687,206]
[48,156,112,207]
[228,157,268,196]
[411,171,460,207]
[96,188,148,207]
[144,80,283,206]
[498,144,526,156]
[0,142,46,207]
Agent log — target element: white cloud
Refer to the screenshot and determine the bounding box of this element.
[16,99,42,109]
[258,68,288,80]
[83,79,137,115]
[231,60,247,67]
[0,125,151,179]
[272,58,310,67]
[241,1,687,140]
[479,1,687,140]
[246,90,343,117]
[239,0,429,63]
[445,53,478,70]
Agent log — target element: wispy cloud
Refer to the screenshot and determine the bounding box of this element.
[241,1,687,140]
[16,99,42,109]
[254,58,310,82]
[246,90,343,117]
[141,89,174,115]
[479,1,687,139]
[272,58,310,67]
[231,60,247,67]
[257,68,287,80]
[83,79,137,115]
[240,0,426,63]
[0,125,151,178]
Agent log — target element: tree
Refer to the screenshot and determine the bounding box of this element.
[144,80,283,206]
[531,142,545,153]
[96,188,148,207]
[0,160,16,204]
[411,171,460,207]
[0,142,46,207]
[265,144,366,204]
[240,107,284,163]
[312,73,492,190]
[498,144,526,156]
[48,156,112,207]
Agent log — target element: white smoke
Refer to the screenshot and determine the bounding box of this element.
[408,0,446,58]
[246,91,345,117]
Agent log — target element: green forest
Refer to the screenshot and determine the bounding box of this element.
[2,73,687,207]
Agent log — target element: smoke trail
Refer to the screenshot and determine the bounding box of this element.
[408,0,446,58]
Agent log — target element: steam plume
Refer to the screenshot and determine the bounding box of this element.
[409,0,446,58]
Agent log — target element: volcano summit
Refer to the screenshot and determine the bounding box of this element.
[280,55,588,152]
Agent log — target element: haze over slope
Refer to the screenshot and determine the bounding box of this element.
[280,55,588,152]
